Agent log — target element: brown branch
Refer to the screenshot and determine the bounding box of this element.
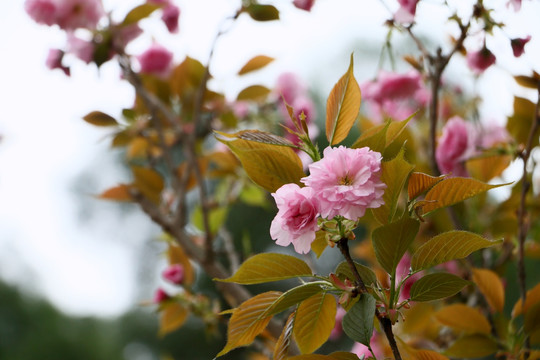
[337,239,402,360]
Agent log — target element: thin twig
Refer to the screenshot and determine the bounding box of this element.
[337,239,402,360]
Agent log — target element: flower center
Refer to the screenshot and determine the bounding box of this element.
[339,174,353,185]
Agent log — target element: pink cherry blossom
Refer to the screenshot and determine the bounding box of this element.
[113,24,143,51]
[508,0,522,11]
[435,116,476,176]
[270,184,319,254]
[396,254,422,301]
[394,0,419,24]
[162,4,180,33]
[162,264,184,285]
[153,288,170,303]
[479,121,509,149]
[302,146,386,220]
[351,332,384,359]
[137,44,174,76]
[275,72,307,104]
[330,306,346,340]
[67,33,94,63]
[293,0,315,11]
[25,0,57,26]
[55,0,104,30]
[511,36,531,57]
[45,48,70,76]
[466,47,496,74]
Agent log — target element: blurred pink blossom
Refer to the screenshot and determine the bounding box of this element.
[162,264,184,285]
[302,146,386,220]
[351,332,384,359]
[162,4,180,33]
[330,307,346,340]
[137,44,174,76]
[511,36,531,57]
[293,0,315,11]
[435,116,475,176]
[396,254,422,301]
[394,0,419,24]
[478,121,509,149]
[270,184,319,254]
[153,288,170,303]
[67,33,94,63]
[113,24,143,51]
[45,48,70,76]
[55,0,104,30]
[25,0,57,26]
[508,0,522,11]
[466,47,496,74]
[275,72,307,104]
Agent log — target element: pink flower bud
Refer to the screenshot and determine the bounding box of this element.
[466,47,496,74]
[162,264,185,285]
[511,36,531,57]
[435,116,475,176]
[67,33,95,64]
[162,4,180,33]
[153,288,170,303]
[25,0,57,26]
[45,48,70,76]
[293,0,315,11]
[137,44,173,76]
[394,0,419,24]
[55,0,105,30]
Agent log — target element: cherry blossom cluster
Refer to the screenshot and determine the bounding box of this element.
[270,146,386,254]
[153,263,185,304]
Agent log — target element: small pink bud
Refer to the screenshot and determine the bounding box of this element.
[293,0,315,11]
[511,36,531,57]
[137,43,173,76]
[466,47,496,74]
[45,48,70,76]
[162,4,180,33]
[162,264,184,285]
[153,288,170,303]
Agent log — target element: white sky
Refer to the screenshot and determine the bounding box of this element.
[0,0,538,317]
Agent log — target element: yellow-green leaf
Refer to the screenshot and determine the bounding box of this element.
[294,293,337,354]
[435,304,491,334]
[264,283,325,317]
[246,4,280,21]
[326,54,361,145]
[372,147,415,224]
[414,349,450,360]
[472,268,505,313]
[372,217,420,274]
[238,55,275,75]
[122,3,160,25]
[237,85,271,101]
[420,177,509,215]
[159,303,189,337]
[132,166,164,205]
[410,273,471,302]
[274,311,296,360]
[444,334,498,358]
[512,282,540,317]
[311,230,328,258]
[342,293,376,346]
[514,72,540,89]
[466,155,512,183]
[235,130,295,147]
[217,291,282,357]
[411,231,501,271]
[507,96,540,147]
[83,111,119,126]
[407,172,445,201]
[217,253,312,284]
[335,261,377,286]
[216,130,305,192]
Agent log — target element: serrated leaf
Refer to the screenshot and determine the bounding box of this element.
[238,55,275,75]
[408,172,446,200]
[419,177,509,215]
[512,282,540,317]
[372,217,420,275]
[167,243,194,285]
[372,147,415,224]
[435,304,491,334]
[122,3,160,25]
[410,273,471,302]
[472,268,505,312]
[246,4,280,21]
[217,253,312,284]
[414,349,450,360]
[444,334,498,358]
[98,184,133,202]
[264,282,325,317]
[326,54,361,145]
[217,291,282,357]
[411,231,502,271]
[274,311,296,360]
[159,303,189,337]
[352,121,389,153]
[311,230,328,258]
[294,293,337,354]
[236,130,295,147]
[342,293,376,346]
[237,85,271,101]
[83,111,119,126]
[132,166,164,205]
[215,130,305,192]
[335,261,377,286]
[288,353,360,360]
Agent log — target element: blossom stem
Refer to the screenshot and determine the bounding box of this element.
[337,238,402,360]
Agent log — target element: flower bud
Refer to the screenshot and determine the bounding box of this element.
[162,264,185,285]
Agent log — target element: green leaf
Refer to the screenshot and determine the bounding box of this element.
[444,334,498,358]
[525,302,540,334]
[236,85,271,101]
[335,261,377,286]
[246,4,280,21]
[264,283,325,317]
[274,311,296,360]
[191,206,227,235]
[288,353,360,360]
[507,96,540,147]
[217,291,281,357]
[420,177,510,215]
[132,166,164,205]
[294,293,337,354]
[83,111,119,126]
[326,54,362,145]
[410,273,471,302]
[407,172,446,200]
[217,253,312,284]
[215,130,306,192]
[122,3,160,25]
[238,55,275,75]
[342,293,376,346]
[385,113,415,146]
[372,147,415,224]
[311,230,329,258]
[352,121,389,153]
[411,231,502,271]
[372,217,420,274]
[235,130,295,147]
